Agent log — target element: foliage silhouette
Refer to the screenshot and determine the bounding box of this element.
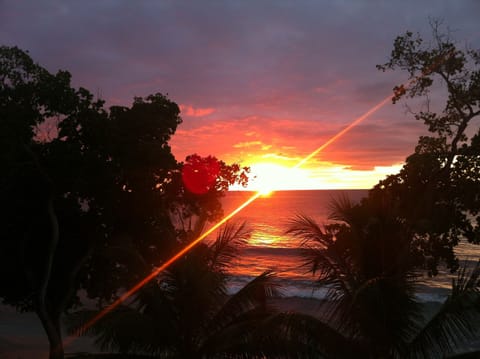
[0,46,248,359]
[1,45,111,359]
[287,194,480,358]
[66,221,327,359]
[374,20,480,274]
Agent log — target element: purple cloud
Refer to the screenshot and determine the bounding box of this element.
[1,0,478,176]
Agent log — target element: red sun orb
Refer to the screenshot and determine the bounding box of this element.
[181,156,220,194]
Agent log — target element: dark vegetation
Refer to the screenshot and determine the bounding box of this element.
[1,22,479,359]
[373,21,480,275]
[287,197,480,358]
[0,45,248,358]
[284,21,480,358]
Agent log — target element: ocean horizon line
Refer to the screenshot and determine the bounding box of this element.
[227,188,370,192]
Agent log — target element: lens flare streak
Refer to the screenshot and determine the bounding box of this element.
[68,191,262,341]
[294,95,392,169]
[65,94,405,346]
[67,93,386,343]
[65,49,455,349]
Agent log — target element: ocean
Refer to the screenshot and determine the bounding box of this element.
[1,189,478,357]
[220,189,480,302]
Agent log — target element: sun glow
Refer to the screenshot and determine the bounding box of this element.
[244,163,317,192]
[258,187,274,197]
[230,160,403,191]
[59,32,454,353]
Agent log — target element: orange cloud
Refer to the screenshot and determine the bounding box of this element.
[233,141,272,150]
[180,104,215,117]
[233,141,263,148]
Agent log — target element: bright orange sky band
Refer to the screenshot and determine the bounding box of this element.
[64,51,453,350]
[63,91,394,350]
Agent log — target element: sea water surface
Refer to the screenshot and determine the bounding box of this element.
[220,190,480,302]
[1,190,478,357]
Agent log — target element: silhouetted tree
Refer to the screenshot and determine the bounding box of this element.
[0,46,249,359]
[0,45,111,359]
[67,222,318,359]
[287,195,480,358]
[374,21,480,274]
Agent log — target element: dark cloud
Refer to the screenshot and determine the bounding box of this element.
[1,0,478,178]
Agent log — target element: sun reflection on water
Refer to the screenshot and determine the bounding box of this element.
[249,231,283,247]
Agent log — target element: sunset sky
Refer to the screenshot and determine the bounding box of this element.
[1,1,479,190]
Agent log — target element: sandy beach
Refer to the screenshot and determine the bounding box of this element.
[0,304,98,359]
[1,298,479,358]
[2,298,324,358]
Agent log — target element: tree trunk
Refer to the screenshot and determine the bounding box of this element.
[37,197,64,359]
[37,308,64,359]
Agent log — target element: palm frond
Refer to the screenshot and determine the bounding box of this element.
[285,214,354,284]
[161,257,228,336]
[200,307,279,357]
[452,260,480,296]
[327,193,354,222]
[132,281,176,327]
[407,261,480,358]
[341,274,423,356]
[206,271,280,335]
[286,214,357,324]
[287,215,350,287]
[301,245,353,311]
[228,311,366,359]
[208,221,251,271]
[285,214,333,248]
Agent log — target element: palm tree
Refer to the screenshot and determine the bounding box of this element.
[286,194,480,359]
[66,222,322,358]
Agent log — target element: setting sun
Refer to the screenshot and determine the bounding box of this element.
[236,163,316,192]
[229,160,403,191]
